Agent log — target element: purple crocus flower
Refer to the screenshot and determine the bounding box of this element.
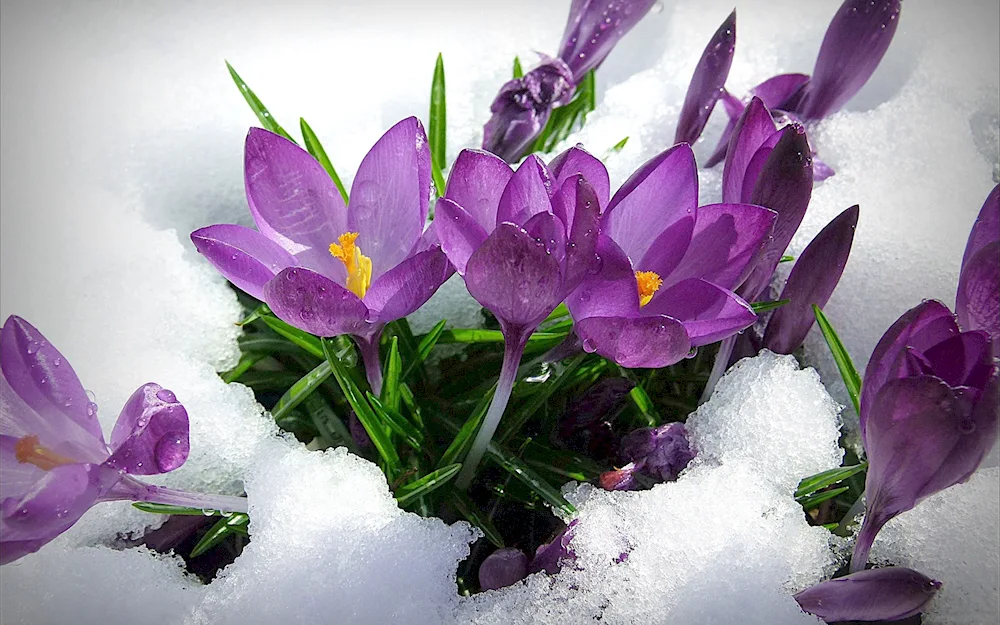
[192,118,450,394]
[567,142,778,368]
[436,147,603,487]
[600,422,695,491]
[478,547,529,591]
[482,0,657,162]
[850,300,999,572]
[674,11,737,146]
[683,1,901,171]
[794,567,941,622]
[0,316,247,565]
[956,184,999,351]
[529,520,577,575]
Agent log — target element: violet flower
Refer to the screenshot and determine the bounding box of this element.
[0,316,247,565]
[850,300,999,572]
[794,567,941,622]
[684,1,901,171]
[529,520,577,575]
[436,147,603,487]
[482,0,657,162]
[478,547,529,591]
[674,11,737,146]
[192,118,450,394]
[568,142,777,369]
[956,184,999,351]
[600,422,695,491]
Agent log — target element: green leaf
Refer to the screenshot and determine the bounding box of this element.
[449,492,505,548]
[300,118,349,205]
[259,314,324,358]
[221,352,265,384]
[610,136,629,153]
[323,338,401,477]
[270,360,332,423]
[797,486,850,510]
[303,392,355,451]
[429,53,448,195]
[225,61,295,142]
[402,319,447,382]
[522,441,603,482]
[436,328,568,345]
[512,56,524,79]
[751,298,790,313]
[381,337,402,413]
[795,463,868,498]
[813,305,862,414]
[395,464,461,507]
[132,502,221,516]
[498,353,586,444]
[190,513,250,558]
[367,393,424,451]
[628,385,658,427]
[437,387,496,468]
[532,70,597,154]
[780,255,795,263]
[485,441,575,516]
[237,304,269,326]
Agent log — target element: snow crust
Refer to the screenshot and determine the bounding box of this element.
[1,0,997,623]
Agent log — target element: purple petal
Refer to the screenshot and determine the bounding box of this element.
[738,131,784,205]
[434,198,489,276]
[523,211,567,270]
[263,267,370,337]
[620,422,694,482]
[663,203,777,291]
[364,247,452,323]
[793,0,902,119]
[348,117,432,279]
[549,146,611,211]
[481,66,570,164]
[557,0,657,80]
[645,278,756,346]
[599,463,640,491]
[860,300,960,440]
[191,224,299,301]
[576,315,691,368]
[704,116,738,168]
[763,204,858,354]
[443,149,513,232]
[750,73,810,110]
[794,567,941,622]
[604,144,698,263]
[105,384,189,475]
[479,548,529,591]
[738,124,814,300]
[566,235,639,320]
[244,128,347,277]
[529,522,577,575]
[0,435,46,498]
[0,317,106,463]
[675,11,737,145]
[634,215,695,283]
[562,174,603,290]
[956,241,1000,345]
[961,184,999,270]
[464,223,564,329]
[919,330,993,391]
[722,97,777,204]
[496,155,555,227]
[812,157,836,181]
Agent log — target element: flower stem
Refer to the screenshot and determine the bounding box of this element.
[109,475,249,514]
[455,327,530,490]
[354,330,384,396]
[849,512,885,573]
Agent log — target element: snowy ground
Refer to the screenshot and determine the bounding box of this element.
[1,1,997,623]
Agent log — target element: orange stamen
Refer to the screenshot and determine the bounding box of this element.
[635,271,663,307]
[329,232,373,299]
[15,435,75,471]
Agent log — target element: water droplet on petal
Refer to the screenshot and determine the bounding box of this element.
[959,419,977,434]
[155,388,177,403]
[582,339,597,353]
[154,433,189,472]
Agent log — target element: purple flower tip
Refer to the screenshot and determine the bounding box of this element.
[479,548,529,591]
[530,521,578,575]
[558,0,658,80]
[619,422,695,484]
[794,567,941,622]
[675,10,737,145]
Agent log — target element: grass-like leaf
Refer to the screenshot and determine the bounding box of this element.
[401,319,447,382]
[813,304,862,414]
[270,360,332,423]
[751,298,790,313]
[512,56,524,79]
[300,118,349,205]
[436,328,568,345]
[259,314,324,358]
[780,255,795,263]
[237,303,269,326]
[532,70,597,154]
[395,464,462,507]
[221,352,265,384]
[367,392,424,451]
[797,486,850,510]
[498,353,586,444]
[437,387,496,468]
[628,385,658,427]
[795,463,868,498]
[522,441,603,482]
[449,492,505,548]
[132,502,222,516]
[485,441,575,516]
[191,513,250,558]
[429,53,447,195]
[303,393,355,451]
[225,61,295,142]
[382,336,403,413]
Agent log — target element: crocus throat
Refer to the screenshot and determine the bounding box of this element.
[329,232,373,299]
[635,271,663,307]
[15,435,75,471]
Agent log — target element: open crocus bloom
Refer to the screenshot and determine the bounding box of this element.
[192,117,450,393]
[850,300,999,572]
[0,316,246,565]
[567,143,777,368]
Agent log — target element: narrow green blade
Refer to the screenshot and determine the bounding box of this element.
[813,305,862,414]
[132,502,221,516]
[402,319,447,382]
[485,442,575,516]
[190,513,250,557]
[780,255,795,263]
[237,304,269,326]
[498,353,585,444]
[797,486,850,510]
[512,56,524,79]
[303,393,355,451]
[436,328,568,345]
[367,393,424,451]
[751,298,790,313]
[610,136,629,153]
[395,464,461,507]
[795,463,868,498]
[450,492,505,548]
[437,386,496,468]
[259,314,324,358]
[270,361,332,423]
[300,118,349,205]
[628,385,658,427]
[221,352,265,384]
[429,53,447,195]
[381,337,402,413]
[225,61,295,142]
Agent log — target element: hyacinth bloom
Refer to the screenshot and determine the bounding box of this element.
[850,300,999,572]
[192,118,450,394]
[482,0,656,162]
[568,142,778,369]
[0,316,247,565]
[436,147,603,487]
[794,567,941,622]
[956,184,999,351]
[683,0,901,169]
[599,422,695,491]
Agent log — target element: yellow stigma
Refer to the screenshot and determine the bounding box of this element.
[329,232,372,299]
[635,271,663,307]
[15,435,75,471]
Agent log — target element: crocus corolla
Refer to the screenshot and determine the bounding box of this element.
[478,547,529,591]
[794,566,941,622]
[482,0,656,162]
[599,422,695,491]
[192,118,450,394]
[436,147,603,487]
[0,316,247,565]
[850,300,999,572]
[568,142,777,369]
[956,184,999,351]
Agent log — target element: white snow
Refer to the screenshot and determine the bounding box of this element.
[1,0,997,623]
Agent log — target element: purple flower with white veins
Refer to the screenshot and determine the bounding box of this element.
[794,566,941,622]
[567,142,778,368]
[435,146,604,487]
[192,118,451,394]
[0,316,247,565]
[482,0,657,163]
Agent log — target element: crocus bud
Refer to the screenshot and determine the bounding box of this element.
[794,567,941,622]
[620,422,695,483]
[529,521,577,575]
[479,548,529,591]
